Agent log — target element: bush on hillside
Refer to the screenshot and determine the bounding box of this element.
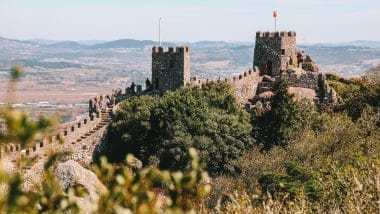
[107,83,255,175]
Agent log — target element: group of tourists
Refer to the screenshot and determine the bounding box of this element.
[89,94,116,116]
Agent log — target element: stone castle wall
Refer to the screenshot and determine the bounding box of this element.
[0,115,99,160]
[280,69,320,91]
[0,94,112,190]
[190,68,262,104]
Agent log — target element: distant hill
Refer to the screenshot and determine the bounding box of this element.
[47,41,86,49]
[29,39,66,45]
[347,40,380,48]
[30,39,107,46]
[0,36,37,45]
[2,35,379,49]
[301,40,380,48]
[90,39,157,49]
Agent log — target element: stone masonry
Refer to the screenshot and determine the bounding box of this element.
[0,97,112,190]
[190,68,262,104]
[254,31,297,76]
[152,46,191,93]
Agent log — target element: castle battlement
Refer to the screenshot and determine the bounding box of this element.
[190,68,260,86]
[152,46,189,54]
[256,31,296,38]
[152,46,164,53]
[188,68,262,104]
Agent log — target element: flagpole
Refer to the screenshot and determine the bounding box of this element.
[273,10,278,32]
[275,17,277,31]
[159,17,162,46]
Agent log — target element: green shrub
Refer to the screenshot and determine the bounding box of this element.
[259,162,323,201]
[107,83,255,174]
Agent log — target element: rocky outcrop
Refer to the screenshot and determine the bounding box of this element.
[288,87,317,102]
[55,160,107,212]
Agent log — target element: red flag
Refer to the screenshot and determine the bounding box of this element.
[273,10,278,18]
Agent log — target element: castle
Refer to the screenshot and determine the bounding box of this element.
[121,30,338,109]
[0,30,339,189]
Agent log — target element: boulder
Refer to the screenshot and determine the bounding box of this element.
[262,75,275,82]
[127,156,143,170]
[258,91,274,100]
[55,160,107,212]
[288,87,317,102]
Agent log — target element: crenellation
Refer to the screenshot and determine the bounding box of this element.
[168,47,176,53]
[152,46,164,53]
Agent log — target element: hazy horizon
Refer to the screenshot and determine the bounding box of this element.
[0,0,379,43]
[2,36,380,46]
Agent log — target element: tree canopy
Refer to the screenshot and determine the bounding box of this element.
[107,83,255,174]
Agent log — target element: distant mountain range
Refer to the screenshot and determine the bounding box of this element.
[300,40,380,48]
[0,35,379,82]
[2,36,380,49]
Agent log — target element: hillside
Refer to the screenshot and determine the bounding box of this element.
[1,68,378,212]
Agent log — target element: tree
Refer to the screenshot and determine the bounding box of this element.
[107,83,255,174]
[252,80,313,149]
[328,68,380,120]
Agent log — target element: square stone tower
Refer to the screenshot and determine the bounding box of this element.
[253,31,297,76]
[152,46,191,93]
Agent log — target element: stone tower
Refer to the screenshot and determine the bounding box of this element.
[152,46,191,93]
[253,31,297,76]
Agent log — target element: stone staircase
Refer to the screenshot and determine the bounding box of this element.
[73,108,112,145]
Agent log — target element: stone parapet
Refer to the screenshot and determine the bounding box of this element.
[190,68,262,104]
[256,31,296,38]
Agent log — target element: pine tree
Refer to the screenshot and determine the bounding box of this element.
[253,80,299,149]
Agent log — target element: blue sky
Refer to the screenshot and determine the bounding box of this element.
[0,0,379,43]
